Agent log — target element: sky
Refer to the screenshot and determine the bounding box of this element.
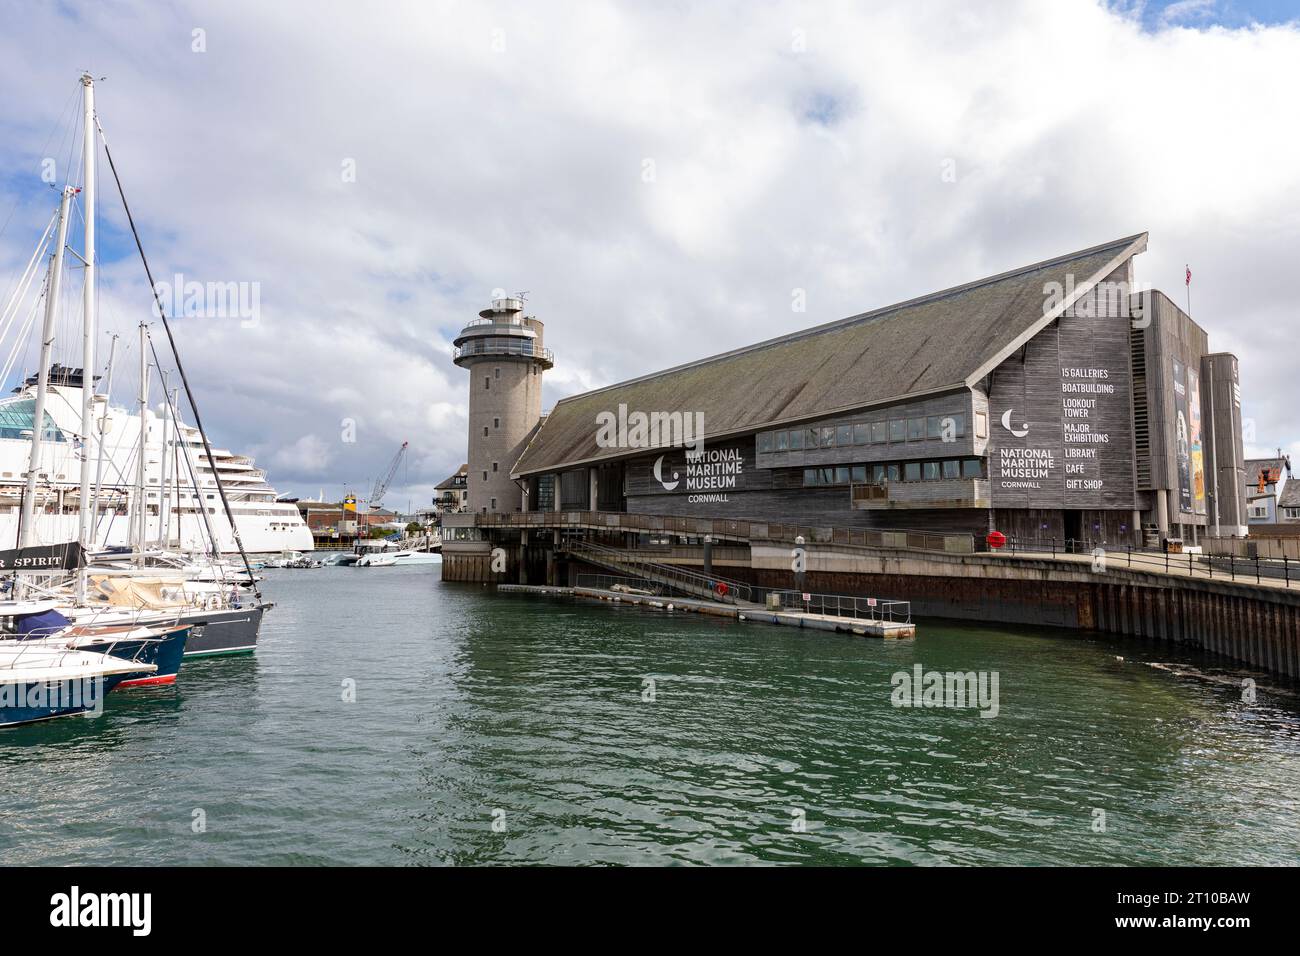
[1,0,1298,509]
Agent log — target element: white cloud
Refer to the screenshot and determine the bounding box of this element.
[268,434,331,477]
[1,0,1298,507]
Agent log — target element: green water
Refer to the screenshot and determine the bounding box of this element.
[2,566,1298,865]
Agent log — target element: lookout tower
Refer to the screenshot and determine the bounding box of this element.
[453,295,553,513]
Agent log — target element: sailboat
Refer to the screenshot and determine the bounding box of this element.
[0,643,156,727]
[0,74,271,658]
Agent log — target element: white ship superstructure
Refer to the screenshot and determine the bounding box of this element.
[0,367,312,554]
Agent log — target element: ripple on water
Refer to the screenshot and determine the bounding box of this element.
[2,569,1299,866]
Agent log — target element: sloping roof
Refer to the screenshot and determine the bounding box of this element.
[1279,479,1300,509]
[513,233,1147,476]
[435,464,468,490]
[1246,458,1285,482]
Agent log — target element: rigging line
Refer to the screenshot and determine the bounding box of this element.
[0,210,57,339]
[0,269,48,383]
[96,119,260,599]
[0,206,59,329]
[0,81,79,247]
[0,291,45,390]
[147,331,225,564]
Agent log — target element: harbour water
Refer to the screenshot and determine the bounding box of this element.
[2,566,1298,866]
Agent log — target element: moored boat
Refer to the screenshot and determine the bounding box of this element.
[0,644,155,728]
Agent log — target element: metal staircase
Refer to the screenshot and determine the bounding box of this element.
[566,540,756,605]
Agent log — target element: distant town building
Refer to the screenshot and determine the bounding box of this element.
[1245,455,1290,523]
[296,500,397,545]
[1279,480,1300,524]
[434,464,470,512]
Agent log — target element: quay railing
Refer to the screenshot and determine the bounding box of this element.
[566,540,755,604]
[1001,536,1300,589]
[471,510,1298,591]
[475,510,975,554]
[765,590,912,625]
[573,573,670,595]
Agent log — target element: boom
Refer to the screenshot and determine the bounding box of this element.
[368,441,409,509]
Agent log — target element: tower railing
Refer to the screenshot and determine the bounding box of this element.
[453,341,554,363]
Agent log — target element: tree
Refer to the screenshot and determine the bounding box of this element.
[405,521,424,535]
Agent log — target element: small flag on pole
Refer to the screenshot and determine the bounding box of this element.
[1185,265,1192,286]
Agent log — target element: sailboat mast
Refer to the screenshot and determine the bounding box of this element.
[90,332,117,539]
[18,185,74,548]
[135,320,148,562]
[77,72,97,548]
[157,370,171,548]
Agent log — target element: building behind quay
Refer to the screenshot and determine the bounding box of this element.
[443,233,1248,580]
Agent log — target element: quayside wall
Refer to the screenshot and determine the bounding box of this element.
[742,544,1300,679]
[443,525,1300,679]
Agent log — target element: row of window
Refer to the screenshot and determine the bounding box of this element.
[759,413,972,454]
[803,457,985,487]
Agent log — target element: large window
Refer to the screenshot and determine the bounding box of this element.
[870,421,887,444]
[853,423,869,445]
[560,469,588,509]
[0,398,65,442]
[889,420,905,442]
[535,475,555,511]
[757,432,773,453]
[907,418,925,441]
[904,462,921,481]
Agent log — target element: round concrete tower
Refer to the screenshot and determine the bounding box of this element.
[453,296,553,513]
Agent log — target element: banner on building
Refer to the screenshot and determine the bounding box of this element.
[1187,365,1206,515]
[1173,359,1192,513]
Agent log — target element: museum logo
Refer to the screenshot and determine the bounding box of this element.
[654,446,744,501]
[1000,408,1029,438]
